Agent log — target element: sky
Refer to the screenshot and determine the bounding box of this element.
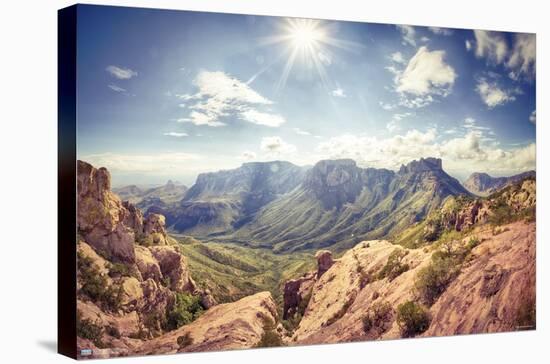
[76,5,536,187]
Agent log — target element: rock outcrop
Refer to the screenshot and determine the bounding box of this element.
[315,250,334,278]
[136,292,278,355]
[149,246,196,293]
[283,273,316,320]
[284,221,535,345]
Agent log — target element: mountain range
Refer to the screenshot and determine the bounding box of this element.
[463,170,536,196]
[132,157,476,252]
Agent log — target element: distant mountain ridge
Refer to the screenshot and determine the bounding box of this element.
[230,157,470,252]
[152,157,474,252]
[113,180,188,210]
[463,170,535,196]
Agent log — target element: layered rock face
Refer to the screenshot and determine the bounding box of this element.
[136,292,278,355]
[77,161,170,263]
[303,159,365,209]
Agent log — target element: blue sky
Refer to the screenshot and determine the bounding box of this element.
[76,5,536,186]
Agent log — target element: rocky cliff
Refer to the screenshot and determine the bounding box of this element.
[76,161,281,359]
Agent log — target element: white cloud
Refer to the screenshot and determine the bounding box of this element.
[465,40,472,51]
[379,101,396,110]
[472,31,536,80]
[386,47,455,108]
[177,111,226,127]
[163,132,188,137]
[396,47,456,97]
[177,70,285,128]
[241,151,257,160]
[106,65,138,80]
[386,120,399,133]
[396,25,416,46]
[529,110,536,124]
[428,27,453,36]
[474,30,508,64]
[315,128,535,177]
[331,88,347,98]
[476,78,516,108]
[108,84,126,93]
[390,52,406,64]
[420,36,430,43]
[508,33,536,79]
[260,136,296,155]
[240,109,286,127]
[293,128,311,136]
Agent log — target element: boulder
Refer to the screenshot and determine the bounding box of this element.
[120,277,144,310]
[150,246,196,293]
[134,246,162,282]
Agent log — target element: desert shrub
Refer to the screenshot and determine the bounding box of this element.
[377,249,410,281]
[465,236,480,251]
[255,317,284,348]
[105,325,121,339]
[78,252,122,312]
[362,301,393,335]
[108,262,130,278]
[164,292,204,331]
[396,301,431,338]
[489,200,514,226]
[76,310,105,348]
[414,254,460,306]
[177,332,194,349]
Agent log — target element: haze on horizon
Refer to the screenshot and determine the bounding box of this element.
[76,5,536,187]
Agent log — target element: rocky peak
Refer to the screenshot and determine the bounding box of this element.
[304,159,364,209]
[398,157,443,175]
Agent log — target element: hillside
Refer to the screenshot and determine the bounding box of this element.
[278,177,536,344]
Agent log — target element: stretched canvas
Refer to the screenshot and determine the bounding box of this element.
[58,4,536,360]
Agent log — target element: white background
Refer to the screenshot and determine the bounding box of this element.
[0,0,548,362]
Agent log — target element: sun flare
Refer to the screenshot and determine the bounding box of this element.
[288,19,326,49]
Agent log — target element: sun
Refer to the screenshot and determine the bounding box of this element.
[252,17,359,92]
[288,19,326,49]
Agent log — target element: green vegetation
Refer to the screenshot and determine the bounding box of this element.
[77,252,122,312]
[377,249,410,281]
[362,301,393,336]
[164,292,204,331]
[106,325,121,339]
[255,317,284,348]
[414,236,479,306]
[175,239,315,306]
[108,262,130,278]
[396,301,431,338]
[177,333,194,349]
[282,291,312,333]
[76,310,105,348]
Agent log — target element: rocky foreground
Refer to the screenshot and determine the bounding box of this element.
[282,221,534,345]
